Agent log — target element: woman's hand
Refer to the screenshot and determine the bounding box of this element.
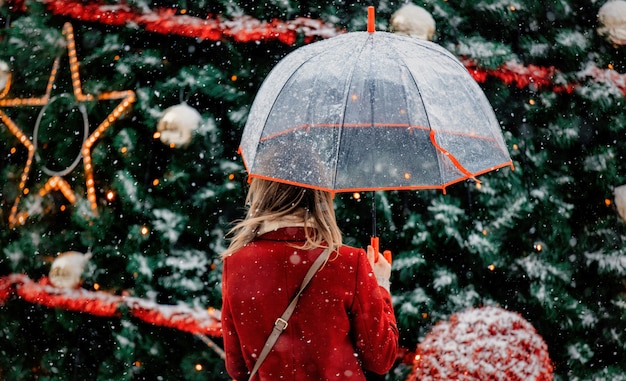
[367,245,391,291]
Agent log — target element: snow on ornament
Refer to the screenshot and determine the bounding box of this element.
[156,102,202,148]
[597,0,626,46]
[614,184,626,222]
[390,3,436,41]
[406,306,553,381]
[49,251,92,289]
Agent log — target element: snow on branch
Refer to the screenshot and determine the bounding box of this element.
[585,249,626,275]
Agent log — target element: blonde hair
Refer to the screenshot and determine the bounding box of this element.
[221,178,342,258]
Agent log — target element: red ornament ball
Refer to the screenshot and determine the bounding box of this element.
[407,306,553,381]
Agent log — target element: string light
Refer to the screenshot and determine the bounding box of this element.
[0,110,37,228]
[604,198,611,207]
[39,176,77,203]
[353,192,361,200]
[533,242,544,252]
[141,225,150,236]
[488,264,496,271]
[228,173,235,181]
[195,364,203,371]
[0,22,135,226]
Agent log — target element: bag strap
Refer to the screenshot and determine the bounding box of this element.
[248,248,330,381]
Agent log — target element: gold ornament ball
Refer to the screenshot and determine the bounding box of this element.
[598,0,626,45]
[390,3,436,41]
[156,102,202,148]
[49,251,92,289]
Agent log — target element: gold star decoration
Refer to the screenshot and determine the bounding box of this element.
[0,23,135,228]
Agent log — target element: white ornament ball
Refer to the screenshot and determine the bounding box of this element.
[49,251,92,289]
[598,0,626,45]
[156,102,202,148]
[615,184,626,222]
[0,60,11,96]
[390,3,436,41]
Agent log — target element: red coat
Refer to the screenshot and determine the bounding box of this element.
[221,227,398,381]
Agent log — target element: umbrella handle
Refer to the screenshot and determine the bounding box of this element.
[371,236,379,262]
[370,236,392,264]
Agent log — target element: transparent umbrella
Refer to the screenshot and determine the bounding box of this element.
[239,8,513,253]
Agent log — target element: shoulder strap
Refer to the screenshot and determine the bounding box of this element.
[248,248,330,381]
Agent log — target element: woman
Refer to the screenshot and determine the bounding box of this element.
[221,178,398,380]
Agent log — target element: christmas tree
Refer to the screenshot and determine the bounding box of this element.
[1,0,625,380]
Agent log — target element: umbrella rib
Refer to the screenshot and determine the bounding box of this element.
[388,42,448,185]
[389,41,479,186]
[332,34,371,190]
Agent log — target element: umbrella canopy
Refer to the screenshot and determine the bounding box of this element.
[239,30,512,194]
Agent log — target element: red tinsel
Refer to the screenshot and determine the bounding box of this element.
[38,0,341,45]
[0,274,221,337]
[406,306,553,381]
[464,59,575,94]
[6,0,626,96]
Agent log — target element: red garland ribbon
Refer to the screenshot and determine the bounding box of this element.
[38,0,342,45]
[0,274,222,337]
